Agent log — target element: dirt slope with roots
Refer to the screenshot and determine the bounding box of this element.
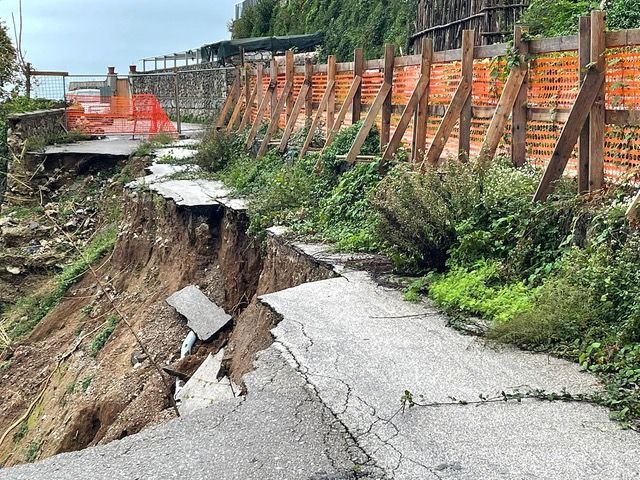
[0,179,339,467]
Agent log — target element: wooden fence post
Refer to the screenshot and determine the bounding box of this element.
[459,30,475,161]
[589,10,606,192]
[285,50,295,122]
[305,58,313,127]
[327,55,337,132]
[511,25,529,167]
[381,44,395,150]
[578,15,591,193]
[413,37,432,163]
[256,63,264,117]
[353,48,364,124]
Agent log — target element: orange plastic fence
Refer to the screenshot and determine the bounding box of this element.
[65,93,177,138]
[241,43,640,179]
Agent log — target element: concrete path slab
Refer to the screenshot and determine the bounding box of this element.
[166,285,232,341]
[176,350,238,416]
[0,348,366,480]
[127,164,195,188]
[262,271,640,479]
[155,147,198,161]
[44,138,140,156]
[127,162,248,211]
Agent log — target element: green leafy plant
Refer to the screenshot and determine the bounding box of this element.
[81,375,94,393]
[430,261,535,323]
[89,315,119,357]
[24,440,42,463]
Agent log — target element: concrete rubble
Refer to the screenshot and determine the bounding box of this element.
[175,349,240,416]
[166,285,232,341]
[43,138,141,156]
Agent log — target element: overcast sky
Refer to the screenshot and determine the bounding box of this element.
[0,0,237,74]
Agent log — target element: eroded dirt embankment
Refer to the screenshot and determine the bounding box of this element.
[0,185,336,466]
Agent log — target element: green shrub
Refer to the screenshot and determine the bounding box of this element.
[489,277,596,348]
[430,261,535,323]
[605,0,640,29]
[312,160,383,251]
[372,160,480,271]
[196,130,247,172]
[521,0,599,37]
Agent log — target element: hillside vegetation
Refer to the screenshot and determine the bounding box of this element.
[230,0,414,60]
[231,0,640,61]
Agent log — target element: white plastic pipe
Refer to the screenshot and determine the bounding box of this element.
[181,330,198,358]
[176,330,198,398]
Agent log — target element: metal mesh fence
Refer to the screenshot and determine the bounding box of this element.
[30,74,67,101]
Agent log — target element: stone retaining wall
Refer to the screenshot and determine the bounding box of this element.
[130,64,236,121]
[1,108,66,205]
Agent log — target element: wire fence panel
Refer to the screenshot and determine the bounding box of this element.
[30,73,67,101]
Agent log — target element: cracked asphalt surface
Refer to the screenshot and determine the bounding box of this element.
[7,266,638,479]
[0,348,367,480]
[263,270,640,479]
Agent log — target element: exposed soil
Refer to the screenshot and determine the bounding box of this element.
[0,166,342,467]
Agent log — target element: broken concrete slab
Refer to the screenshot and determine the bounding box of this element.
[154,147,198,162]
[266,226,388,275]
[262,271,640,479]
[166,285,231,341]
[150,179,231,207]
[126,164,195,189]
[172,138,201,148]
[176,350,238,416]
[44,138,140,156]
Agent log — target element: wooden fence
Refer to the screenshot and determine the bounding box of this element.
[413,0,529,51]
[217,11,640,202]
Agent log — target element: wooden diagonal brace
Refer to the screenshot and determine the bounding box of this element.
[477,66,527,167]
[279,82,311,153]
[299,79,336,160]
[324,75,363,150]
[257,82,293,157]
[345,82,393,164]
[238,85,257,132]
[422,79,472,168]
[215,73,240,130]
[626,189,640,222]
[226,89,246,133]
[246,83,275,148]
[382,73,431,161]
[533,68,605,202]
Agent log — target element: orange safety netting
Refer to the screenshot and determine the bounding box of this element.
[241,43,640,179]
[66,94,177,138]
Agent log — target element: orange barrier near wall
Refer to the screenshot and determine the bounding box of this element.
[66,93,177,138]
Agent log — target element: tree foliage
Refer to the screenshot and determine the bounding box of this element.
[230,0,414,61]
[0,20,16,92]
[521,0,640,37]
